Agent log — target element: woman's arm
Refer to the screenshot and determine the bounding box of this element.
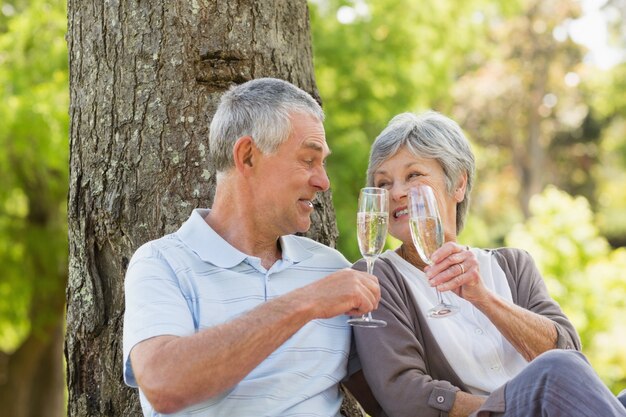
[353,258,471,417]
[450,392,486,417]
[472,291,557,361]
[428,245,580,361]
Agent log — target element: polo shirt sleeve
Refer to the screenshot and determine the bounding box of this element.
[122,242,196,387]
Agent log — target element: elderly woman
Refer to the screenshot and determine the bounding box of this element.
[353,111,626,417]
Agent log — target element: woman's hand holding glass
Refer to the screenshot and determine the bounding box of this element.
[425,243,486,304]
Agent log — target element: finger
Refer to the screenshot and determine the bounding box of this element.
[436,265,477,291]
[346,273,380,313]
[426,252,465,279]
[362,280,381,309]
[430,241,466,263]
[348,288,377,315]
[428,259,469,287]
[428,243,469,276]
[354,270,381,301]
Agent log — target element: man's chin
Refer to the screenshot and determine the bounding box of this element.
[294,218,312,235]
[297,223,312,235]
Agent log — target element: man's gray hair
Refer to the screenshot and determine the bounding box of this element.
[209,78,324,174]
[367,111,476,233]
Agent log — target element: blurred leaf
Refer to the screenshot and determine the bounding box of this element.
[310,0,507,260]
[506,186,626,391]
[0,0,68,351]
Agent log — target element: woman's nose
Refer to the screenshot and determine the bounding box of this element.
[389,182,408,202]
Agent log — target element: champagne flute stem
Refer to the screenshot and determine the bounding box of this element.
[363,257,376,321]
[366,257,375,275]
[436,289,444,304]
[428,259,445,306]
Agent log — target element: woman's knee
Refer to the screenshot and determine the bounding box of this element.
[533,349,587,371]
[522,349,595,387]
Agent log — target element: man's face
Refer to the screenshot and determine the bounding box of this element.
[252,112,330,236]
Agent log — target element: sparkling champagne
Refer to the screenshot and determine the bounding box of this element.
[409,216,443,264]
[357,212,388,258]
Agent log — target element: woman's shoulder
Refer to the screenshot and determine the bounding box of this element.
[483,246,534,265]
[481,247,541,287]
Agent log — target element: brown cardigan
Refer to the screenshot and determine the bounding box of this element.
[352,248,581,417]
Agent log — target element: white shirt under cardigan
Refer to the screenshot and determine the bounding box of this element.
[123,209,354,417]
[381,248,528,395]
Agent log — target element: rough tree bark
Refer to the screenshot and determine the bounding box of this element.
[66,1,344,416]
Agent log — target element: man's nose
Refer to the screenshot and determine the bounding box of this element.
[311,166,330,192]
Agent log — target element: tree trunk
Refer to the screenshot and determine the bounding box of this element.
[0,318,65,417]
[66,1,338,415]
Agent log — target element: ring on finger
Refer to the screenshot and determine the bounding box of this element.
[459,263,465,274]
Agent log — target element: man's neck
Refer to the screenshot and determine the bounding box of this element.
[206,185,282,269]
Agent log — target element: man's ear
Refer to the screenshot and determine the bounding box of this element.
[454,172,468,202]
[232,136,256,173]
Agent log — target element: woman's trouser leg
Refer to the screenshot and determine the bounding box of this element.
[494,350,626,417]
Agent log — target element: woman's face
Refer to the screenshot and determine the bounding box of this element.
[372,146,464,244]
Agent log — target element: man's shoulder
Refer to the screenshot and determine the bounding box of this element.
[287,235,334,250]
[129,233,182,262]
[284,235,350,267]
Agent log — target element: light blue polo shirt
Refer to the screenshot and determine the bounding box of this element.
[123,209,353,417]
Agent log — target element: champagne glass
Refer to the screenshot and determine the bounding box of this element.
[348,187,388,328]
[408,185,458,318]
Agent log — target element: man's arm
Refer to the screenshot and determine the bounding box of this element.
[130,268,380,414]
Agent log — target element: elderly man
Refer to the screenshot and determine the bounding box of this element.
[122,78,380,416]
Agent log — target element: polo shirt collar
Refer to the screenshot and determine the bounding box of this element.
[177,209,314,268]
[177,209,246,268]
[279,235,314,263]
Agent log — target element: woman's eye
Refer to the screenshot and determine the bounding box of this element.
[408,172,421,180]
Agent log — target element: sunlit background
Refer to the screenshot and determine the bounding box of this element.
[0,0,624,413]
[310,0,626,397]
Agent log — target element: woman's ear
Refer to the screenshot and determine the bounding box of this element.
[232,136,256,173]
[454,172,468,202]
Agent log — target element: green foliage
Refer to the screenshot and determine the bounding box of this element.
[311,2,626,391]
[0,0,68,351]
[310,0,514,260]
[452,0,595,232]
[585,63,626,243]
[506,186,626,392]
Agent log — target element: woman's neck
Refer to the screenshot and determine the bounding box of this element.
[397,243,428,271]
